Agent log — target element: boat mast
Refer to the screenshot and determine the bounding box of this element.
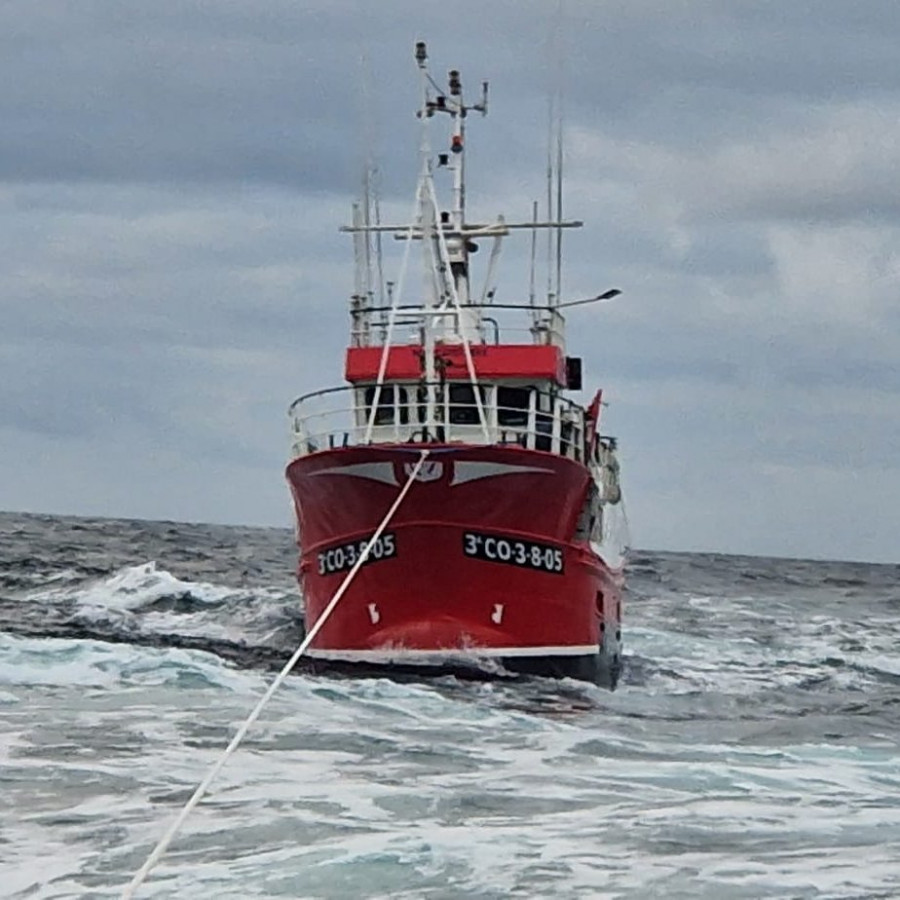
[416,44,488,338]
[448,67,469,307]
[414,43,439,433]
[415,42,491,438]
[344,42,585,441]
[350,201,369,346]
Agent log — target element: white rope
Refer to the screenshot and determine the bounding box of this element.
[364,63,434,445]
[423,174,491,443]
[363,178,422,444]
[121,448,431,898]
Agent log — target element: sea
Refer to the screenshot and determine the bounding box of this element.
[1,510,898,900]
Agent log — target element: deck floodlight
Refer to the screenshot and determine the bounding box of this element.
[557,289,623,310]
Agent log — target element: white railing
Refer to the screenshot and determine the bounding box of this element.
[288,381,587,463]
[350,308,566,350]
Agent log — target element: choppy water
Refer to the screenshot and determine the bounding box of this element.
[1,510,899,899]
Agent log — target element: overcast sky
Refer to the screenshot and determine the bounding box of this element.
[2,1,898,563]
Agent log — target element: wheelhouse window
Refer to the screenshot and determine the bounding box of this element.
[363,385,409,425]
[497,386,531,426]
[447,383,485,425]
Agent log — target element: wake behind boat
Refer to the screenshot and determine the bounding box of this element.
[286,43,628,688]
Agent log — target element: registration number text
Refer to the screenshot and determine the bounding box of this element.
[463,531,564,574]
[317,533,396,575]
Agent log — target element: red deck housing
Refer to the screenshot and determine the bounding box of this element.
[345,343,567,385]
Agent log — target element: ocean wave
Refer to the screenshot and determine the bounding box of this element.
[0,632,266,692]
[73,561,249,613]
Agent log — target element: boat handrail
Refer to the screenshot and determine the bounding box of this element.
[289,383,358,410]
[350,315,565,350]
[288,381,592,463]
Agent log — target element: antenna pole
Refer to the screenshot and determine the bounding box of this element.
[555,91,564,305]
[529,199,538,314]
[363,164,373,299]
[373,190,385,306]
[360,53,385,306]
[554,0,566,307]
[545,89,554,305]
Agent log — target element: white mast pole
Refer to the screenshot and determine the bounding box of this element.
[416,42,439,435]
[555,101,564,306]
[350,201,369,346]
[352,201,365,300]
[445,65,479,335]
[546,86,555,307]
[424,173,490,442]
[529,199,540,334]
[554,0,566,308]
[449,71,465,233]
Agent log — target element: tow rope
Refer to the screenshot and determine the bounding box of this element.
[121,448,431,898]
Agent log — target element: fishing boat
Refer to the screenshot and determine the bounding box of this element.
[285,43,628,688]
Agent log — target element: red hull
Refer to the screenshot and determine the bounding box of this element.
[286,444,623,687]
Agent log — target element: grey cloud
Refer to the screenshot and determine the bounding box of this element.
[2,0,900,560]
[5,1,900,194]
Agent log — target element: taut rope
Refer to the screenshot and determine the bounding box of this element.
[121,448,431,898]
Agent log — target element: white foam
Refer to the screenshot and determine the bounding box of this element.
[865,652,900,677]
[0,632,264,692]
[24,561,298,645]
[3,653,899,900]
[74,561,238,614]
[4,552,899,899]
